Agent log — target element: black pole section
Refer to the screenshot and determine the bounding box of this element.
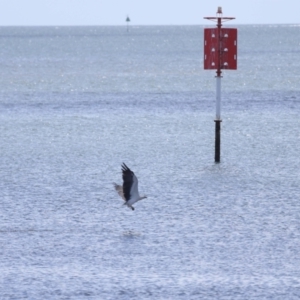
[214,120,221,163]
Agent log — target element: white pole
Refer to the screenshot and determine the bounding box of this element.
[216,76,221,120]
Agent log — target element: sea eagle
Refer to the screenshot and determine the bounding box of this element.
[114,163,147,210]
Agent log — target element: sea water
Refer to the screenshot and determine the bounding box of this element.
[0,25,299,299]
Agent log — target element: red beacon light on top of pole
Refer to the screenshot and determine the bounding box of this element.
[204,7,237,163]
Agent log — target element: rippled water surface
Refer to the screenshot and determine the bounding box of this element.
[0,25,300,299]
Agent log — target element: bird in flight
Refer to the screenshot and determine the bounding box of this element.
[114,163,147,210]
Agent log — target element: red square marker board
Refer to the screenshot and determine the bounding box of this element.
[204,28,237,70]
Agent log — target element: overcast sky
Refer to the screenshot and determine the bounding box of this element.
[0,0,299,26]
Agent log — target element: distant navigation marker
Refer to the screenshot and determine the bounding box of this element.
[204,7,237,163]
[126,15,130,32]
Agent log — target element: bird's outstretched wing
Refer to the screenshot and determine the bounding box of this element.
[113,183,125,201]
[121,163,139,201]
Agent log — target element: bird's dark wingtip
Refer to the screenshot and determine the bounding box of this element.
[121,163,130,172]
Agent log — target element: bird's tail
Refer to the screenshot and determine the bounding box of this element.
[123,202,135,211]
